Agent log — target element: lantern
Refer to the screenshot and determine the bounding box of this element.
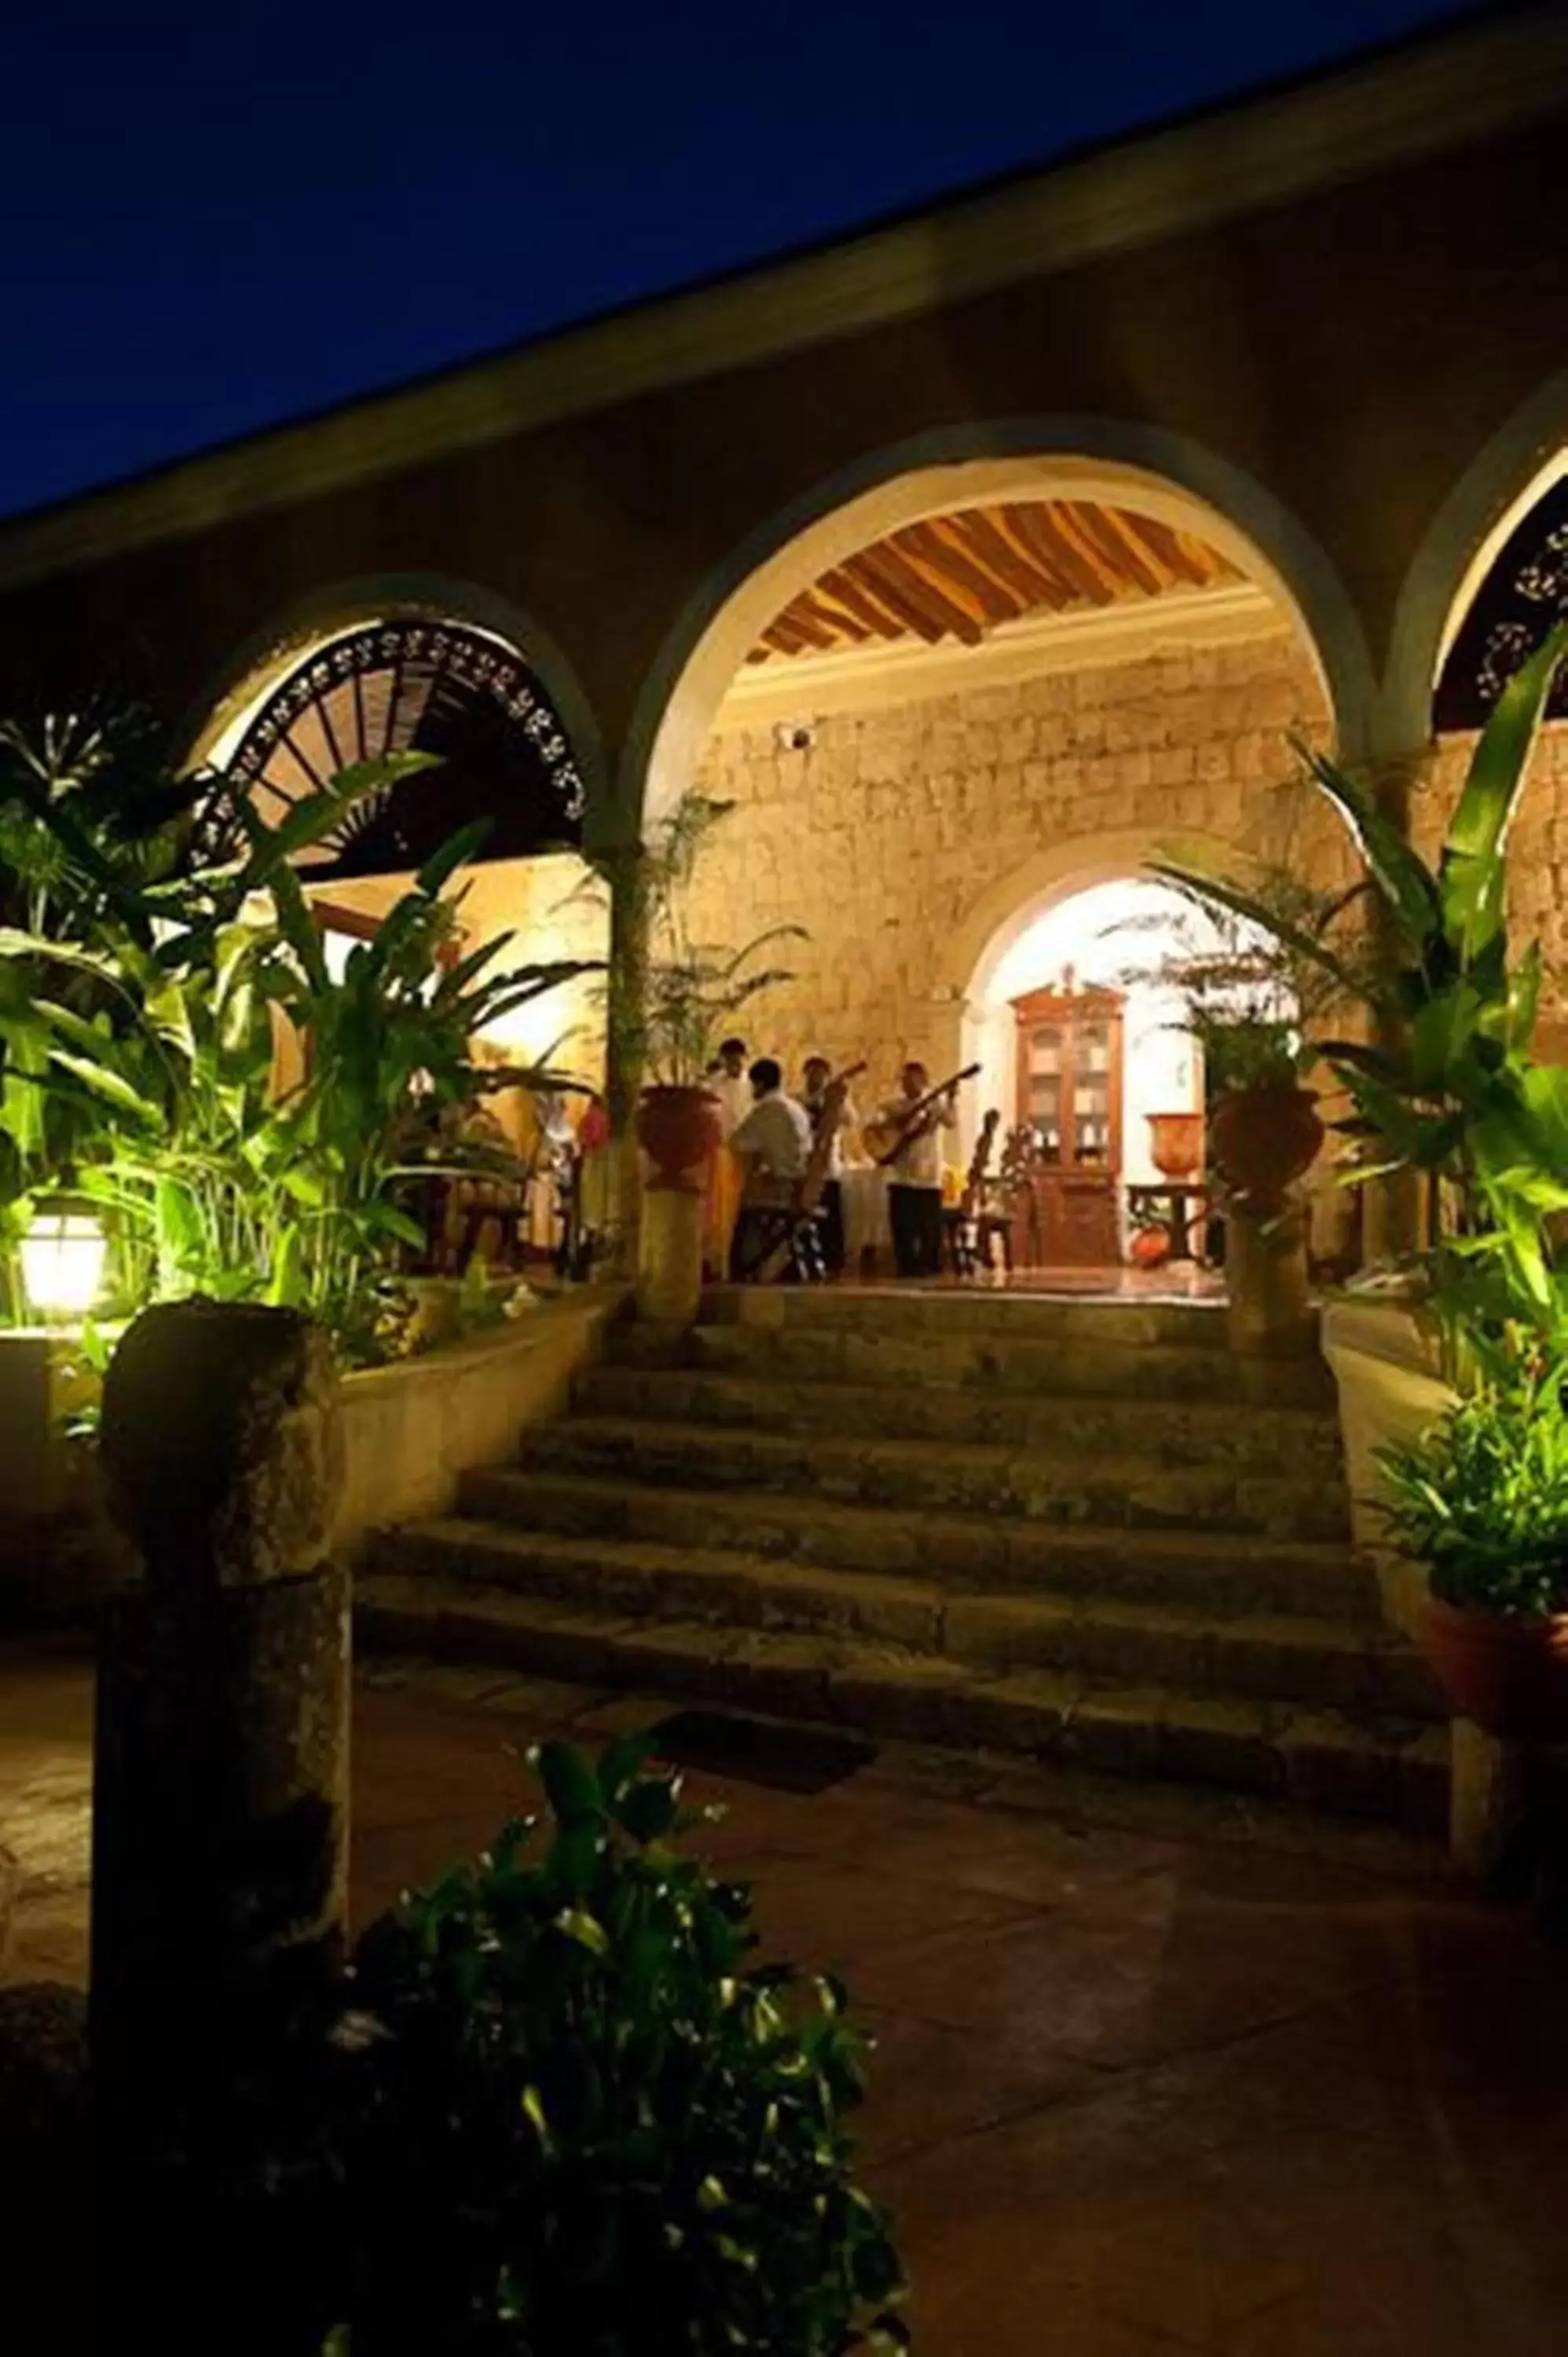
[19,1211,108,1321]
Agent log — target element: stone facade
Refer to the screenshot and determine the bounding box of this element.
[690,629,1346,1105]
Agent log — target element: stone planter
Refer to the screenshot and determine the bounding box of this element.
[335,1287,622,1560]
[636,1084,722,1193]
[1321,1292,1452,1638]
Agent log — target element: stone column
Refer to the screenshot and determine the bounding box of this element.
[603,841,650,1279]
[91,1298,348,2336]
[1357,749,1429,1268]
[1225,1198,1317,1358]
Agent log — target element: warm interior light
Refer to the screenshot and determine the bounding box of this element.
[20,1212,108,1321]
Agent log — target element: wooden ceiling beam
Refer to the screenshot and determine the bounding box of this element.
[890,522,1000,629]
[1047,504,1128,601]
[929,511,1039,618]
[1082,505,1167,596]
[901,518,1021,625]
[999,504,1087,604]
[848,543,980,644]
[815,563,911,642]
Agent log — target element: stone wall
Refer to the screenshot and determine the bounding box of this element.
[1417,723,1568,1028]
[690,629,1348,1107]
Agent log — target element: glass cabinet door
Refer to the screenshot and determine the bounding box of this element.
[1026,1025,1064,1163]
[1072,1019,1112,1165]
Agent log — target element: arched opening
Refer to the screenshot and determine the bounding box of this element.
[627,429,1371,843]
[621,443,1363,1280]
[1423,456,1568,1048]
[189,597,613,1257]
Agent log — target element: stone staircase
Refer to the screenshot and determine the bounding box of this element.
[357,1288,1449,1832]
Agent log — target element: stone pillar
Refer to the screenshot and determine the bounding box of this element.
[603,841,650,1279]
[1358,750,1428,1267]
[636,1185,705,1328]
[1225,1199,1316,1358]
[91,1299,347,2336]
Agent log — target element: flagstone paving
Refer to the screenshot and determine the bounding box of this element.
[3,1642,1566,2353]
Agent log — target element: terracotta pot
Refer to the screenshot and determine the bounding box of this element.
[635,1084,723,1192]
[1422,1595,1568,1742]
[1128,1226,1170,1268]
[1207,1085,1323,1211]
[1146,1111,1204,1181]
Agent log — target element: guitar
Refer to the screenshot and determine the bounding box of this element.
[864,1063,981,1170]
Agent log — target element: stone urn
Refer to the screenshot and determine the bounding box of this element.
[1207,1084,1323,1212]
[1421,1596,1568,1743]
[636,1083,723,1193]
[1146,1111,1204,1181]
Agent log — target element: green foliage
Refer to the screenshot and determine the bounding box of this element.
[1376,1362,1568,1618]
[325,1736,907,2355]
[1109,865,1368,1098]
[1156,625,1568,1343]
[591,794,805,1086]
[0,709,596,1360]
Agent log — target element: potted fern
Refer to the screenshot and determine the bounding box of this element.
[603,794,803,1189]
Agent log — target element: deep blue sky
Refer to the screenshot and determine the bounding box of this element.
[2,0,1484,521]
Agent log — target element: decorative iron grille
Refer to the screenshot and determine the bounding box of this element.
[1436,478,1568,733]
[220,618,587,878]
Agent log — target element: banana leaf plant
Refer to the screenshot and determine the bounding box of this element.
[1152,621,1568,1354]
[0,728,598,1358]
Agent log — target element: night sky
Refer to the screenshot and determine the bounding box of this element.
[3,0,1483,522]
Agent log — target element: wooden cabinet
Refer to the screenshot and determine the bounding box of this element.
[1010,984,1124,1267]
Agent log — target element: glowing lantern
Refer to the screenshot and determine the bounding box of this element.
[19,1211,108,1321]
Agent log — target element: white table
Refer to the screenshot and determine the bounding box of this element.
[838,1164,892,1266]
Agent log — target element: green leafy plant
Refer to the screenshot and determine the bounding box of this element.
[0,714,597,1360]
[325,1734,907,2355]
[589,794,804,1087]
[1154,623,1568,1343]
[1108,867,1366,1097]
[1376,1362,1568,1618]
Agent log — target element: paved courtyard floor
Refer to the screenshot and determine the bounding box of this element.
[3,1641,1567,2354]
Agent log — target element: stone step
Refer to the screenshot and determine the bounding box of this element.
[458,1467,1376,1620]
[574,1363,1345,1472]
[658,1320,1336,1409]
[524,1417,1351,1541]
[702,1285,1235,1351]
[369,1518,1436,1720]
[355,1567,1449,1833]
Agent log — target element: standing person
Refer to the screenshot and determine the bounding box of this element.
[800,1054,856,1277]
[727,1058,813,1281]
[702,1036,749,1280]
[878,1061,955,1279]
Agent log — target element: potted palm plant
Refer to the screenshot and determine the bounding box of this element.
[1160,625,1568,1708]
[603,793,804,1189]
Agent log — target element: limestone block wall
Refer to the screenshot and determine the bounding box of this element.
[689,629,1348,1109]
[1417,723,1568,1028]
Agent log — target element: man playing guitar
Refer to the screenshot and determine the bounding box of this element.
[874,1059,960,1279]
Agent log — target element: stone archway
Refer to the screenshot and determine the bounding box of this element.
[178,569,610,834]
[1381,366,1568,753]
[620,419,1374,841]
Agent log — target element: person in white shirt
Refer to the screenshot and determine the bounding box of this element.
[702,1036,750,1277]
[727,1057,813,1279]
[800,1054,857,1275]
[878,1059,955,1278]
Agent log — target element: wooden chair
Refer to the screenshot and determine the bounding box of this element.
[944,1111,1013,1277]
